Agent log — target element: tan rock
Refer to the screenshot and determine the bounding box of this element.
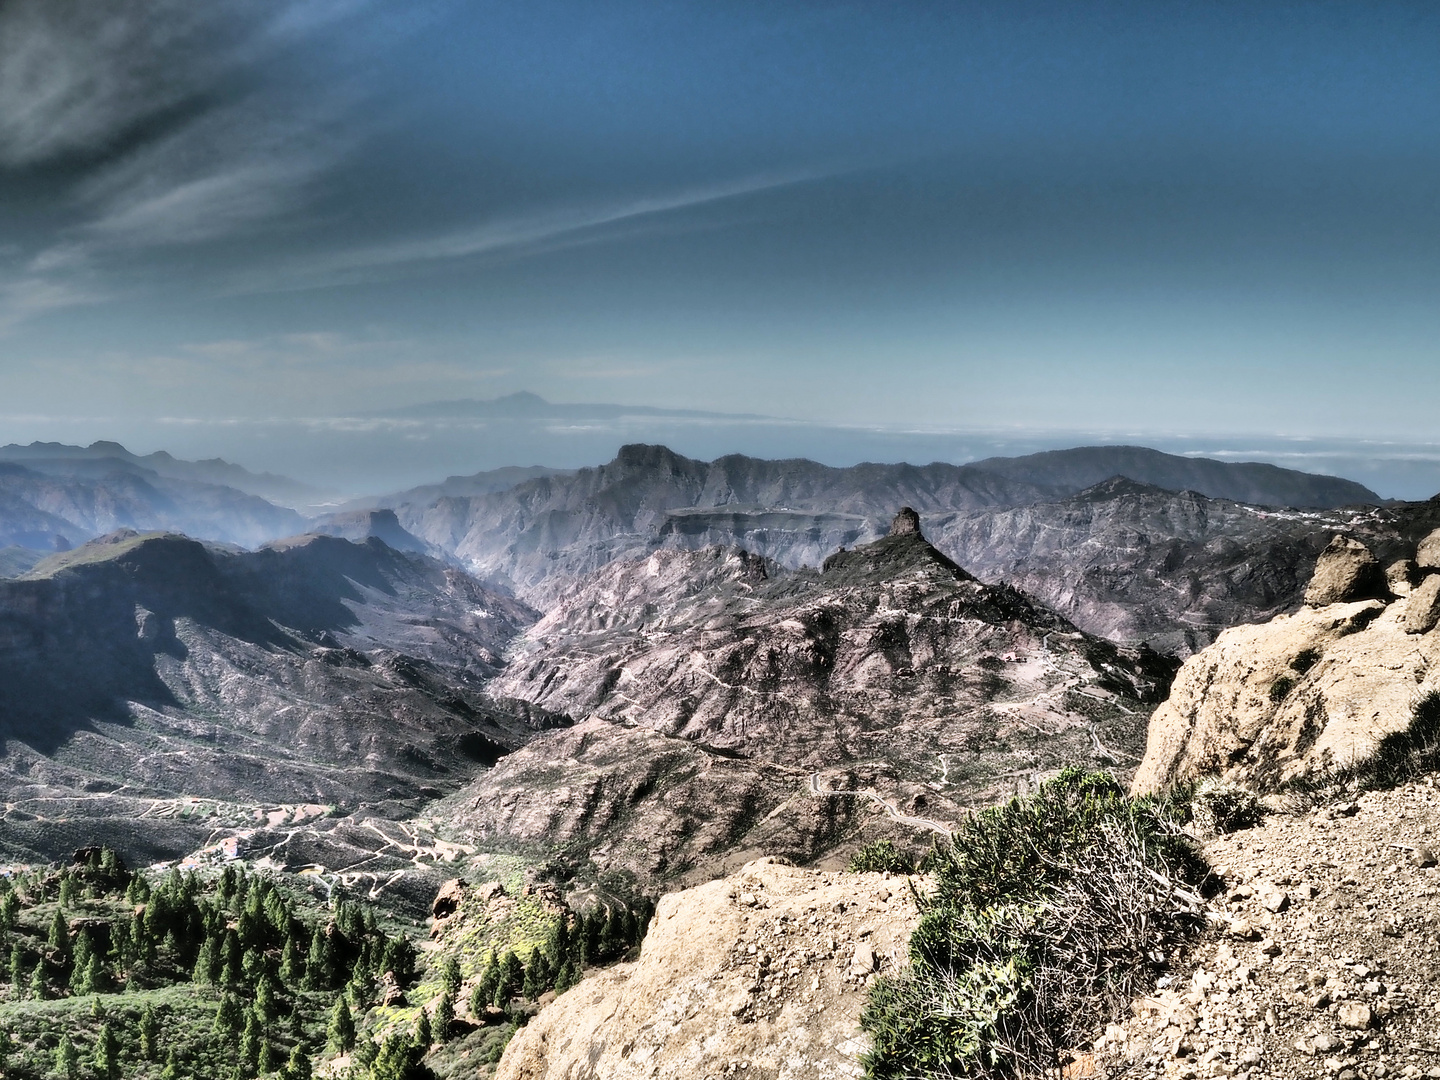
[1303,535,1389,607]
[1132,599,1440,794]
[431,878,466,921]
[495,858,921,1080]
[1387,559,1420,595]
[1404,574,1440,635]
[1419,528,1440,571]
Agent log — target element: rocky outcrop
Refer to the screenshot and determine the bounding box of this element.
[495,858,921,1080]
[1133,536,1440,794]
[1417,526,1440,571]
[1303,535,1390,607]
[1404,574,1440,635]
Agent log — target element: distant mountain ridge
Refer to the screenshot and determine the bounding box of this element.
[0,439,321,507]
[372,390,768,421]
[392,442,1380,602]
[0,460,305,553]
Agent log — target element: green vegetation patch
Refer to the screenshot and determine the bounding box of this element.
[846,840,915,876]
[0,850,419,1079]
[860,768,1210,1079]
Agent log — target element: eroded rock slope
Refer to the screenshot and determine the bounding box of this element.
[443,512,1173,885]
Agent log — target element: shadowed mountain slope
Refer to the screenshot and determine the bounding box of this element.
[0,531,544,865]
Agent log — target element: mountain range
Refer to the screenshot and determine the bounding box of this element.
[0,432,1424,898]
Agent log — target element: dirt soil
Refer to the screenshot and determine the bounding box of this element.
[1094,778,1440,1080]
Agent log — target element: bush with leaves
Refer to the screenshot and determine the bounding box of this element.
[1189,778,1264,835]
[847,839,914,875]
[861,768,1209,1079]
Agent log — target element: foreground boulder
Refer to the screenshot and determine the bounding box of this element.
[495,858,920,1080]
[1133,536,1440,793]
[1418,527,1440,571]
[1303,534,1389,607]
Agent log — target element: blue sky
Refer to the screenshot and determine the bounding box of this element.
[2,1,1440,494]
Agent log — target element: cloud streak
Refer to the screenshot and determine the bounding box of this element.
[237,170,826,293]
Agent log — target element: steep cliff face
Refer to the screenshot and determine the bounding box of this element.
[1132,529,1440,794]
[0,531,544,864]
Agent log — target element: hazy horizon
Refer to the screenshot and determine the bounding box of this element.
[3,390,1438,502]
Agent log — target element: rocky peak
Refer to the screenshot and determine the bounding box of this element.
[889,506,921,536]
[1133,529,1440,795]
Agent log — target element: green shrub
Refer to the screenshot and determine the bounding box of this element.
[847,840,914,875]
[1269,675,1295,703]
[1189,778,1263,835]
[1290,648,1322,674]
[860,768,1208,1079]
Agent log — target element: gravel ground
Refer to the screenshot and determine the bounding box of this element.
[1093,778,1440,1080]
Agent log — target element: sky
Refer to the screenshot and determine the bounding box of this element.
[2,0,1440,496]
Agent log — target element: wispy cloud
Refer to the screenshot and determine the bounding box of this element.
[236,170,825,293]
[0,0,387,331]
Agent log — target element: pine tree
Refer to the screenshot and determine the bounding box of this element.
[8,942,23,991]
[140,1002,160,1061]
[160,1049,180,1080]
[304,926,333,990]
[48,907,70,957]
[28,958,45,1000]
[221,927,243,982]
[413,1008,432,1051]
[54,1033,78,1080]
[494,950,523,1008]
[256,973,281,1023]
[554,959,576,994]
[58,874,77,909]
[436,989,456,1043]
[258,1038,277,1075]
[241,1010,263,1068]
[282,1045,312,1080]
[192,937,218,984]
[279,932,303,984]
[439,955,461,998]
[0,1027,12,1071]
[93,1021,119,1080]
[214,993,244,1040]
[326,996,355,1054]
[470,950,498,1018]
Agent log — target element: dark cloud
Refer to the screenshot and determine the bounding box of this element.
[0,0,264,169]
